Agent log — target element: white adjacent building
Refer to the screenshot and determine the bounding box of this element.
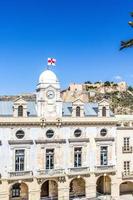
[0,68,132,200]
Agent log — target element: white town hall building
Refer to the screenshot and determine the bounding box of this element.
[0,68,133,200]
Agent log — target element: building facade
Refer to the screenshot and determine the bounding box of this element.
[0,69,132,200]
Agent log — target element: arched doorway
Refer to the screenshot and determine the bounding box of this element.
[69,177,85,199]
[120,181,133,195]
[9,182,28,200]
[41,180,58,200]
[96,175,111,195]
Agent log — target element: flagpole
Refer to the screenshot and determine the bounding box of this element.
[47,65,50,70]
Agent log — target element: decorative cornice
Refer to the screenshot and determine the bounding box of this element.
[95,137,115,142]
[117,127,133,130]
[0,117,117,127]
[68,138,90,143]
[8,140,34,145]
[35,139,66,144]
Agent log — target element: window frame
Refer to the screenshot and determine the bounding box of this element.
[74,147,82,167]
[12,183,21,198]
[18,105,23,117]
[100,146,108,166]
[100,128,107,137]
[46,149,54,170]
[76,106,81,117]
[15,149,25,172]
[124,161,130,174]
[74,129,82,137]
[123,137,130,151]
[102,106,106,117]
[46,129,54,138]
[16,130,25,139]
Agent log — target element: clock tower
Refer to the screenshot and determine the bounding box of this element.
[36,69,62,118]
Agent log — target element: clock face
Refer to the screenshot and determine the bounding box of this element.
[46,90,55,99]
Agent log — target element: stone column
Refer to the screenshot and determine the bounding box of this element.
[85,175,96,199]
[58,178,69,200]
[111,181,120,200]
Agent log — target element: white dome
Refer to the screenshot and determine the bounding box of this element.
[39,69,59,84]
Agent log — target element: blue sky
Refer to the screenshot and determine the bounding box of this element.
[0,0,133,95]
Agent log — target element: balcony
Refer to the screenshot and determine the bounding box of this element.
[37,169,65,177]
[122,146,133,153]
[122,171,133,179]
[95,165,116,174]
[9,171,33,180]
[68,167,90,176]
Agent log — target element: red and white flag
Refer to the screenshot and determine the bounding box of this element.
[47,58,56,66]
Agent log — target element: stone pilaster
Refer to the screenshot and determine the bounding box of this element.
[28,179,41,200]
[111,181,119,200]
[85,175,96,199]
[0,181,9,200]
[58,179,69,200]
[29,189,40,200]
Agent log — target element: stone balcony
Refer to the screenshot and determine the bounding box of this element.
[8,171,33,181]
[95,165,116,175]
[122,171,133,179]
[68,167,90,176]
[122,146,133,153]
[37,169,65,178]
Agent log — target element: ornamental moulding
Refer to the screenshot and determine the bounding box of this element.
[8,140,34,145]
[0,118,117,127]
[35,139,66,144]
[68,138,90,143]
[95,137,115,142]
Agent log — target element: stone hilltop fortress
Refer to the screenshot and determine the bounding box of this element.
[0,68,133,200]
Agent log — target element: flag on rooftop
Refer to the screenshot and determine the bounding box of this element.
[47,58,56,66]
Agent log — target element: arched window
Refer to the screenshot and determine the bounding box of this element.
[76,106,80,117]
[102,107,106,117]
[18,105,23,117]
[12,183,20,198]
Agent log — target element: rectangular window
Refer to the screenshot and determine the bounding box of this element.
[124,137,130,151]
[46,149,54,169]
[15,149,25,171]
[74,147,82,167]
[100,146,108,165]
[124,161,130,174]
